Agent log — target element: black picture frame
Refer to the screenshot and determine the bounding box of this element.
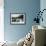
[10,13,26,25]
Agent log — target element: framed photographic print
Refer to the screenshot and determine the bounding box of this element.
[10,13,26,25]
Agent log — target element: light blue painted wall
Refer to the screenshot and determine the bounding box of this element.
[40,0,46,27]
[4,0,40,42]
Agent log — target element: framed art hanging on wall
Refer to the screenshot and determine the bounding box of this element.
[10,13,26,25]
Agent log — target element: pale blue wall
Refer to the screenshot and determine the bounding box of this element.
[4,0,40,42]
[40,0,46,27]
